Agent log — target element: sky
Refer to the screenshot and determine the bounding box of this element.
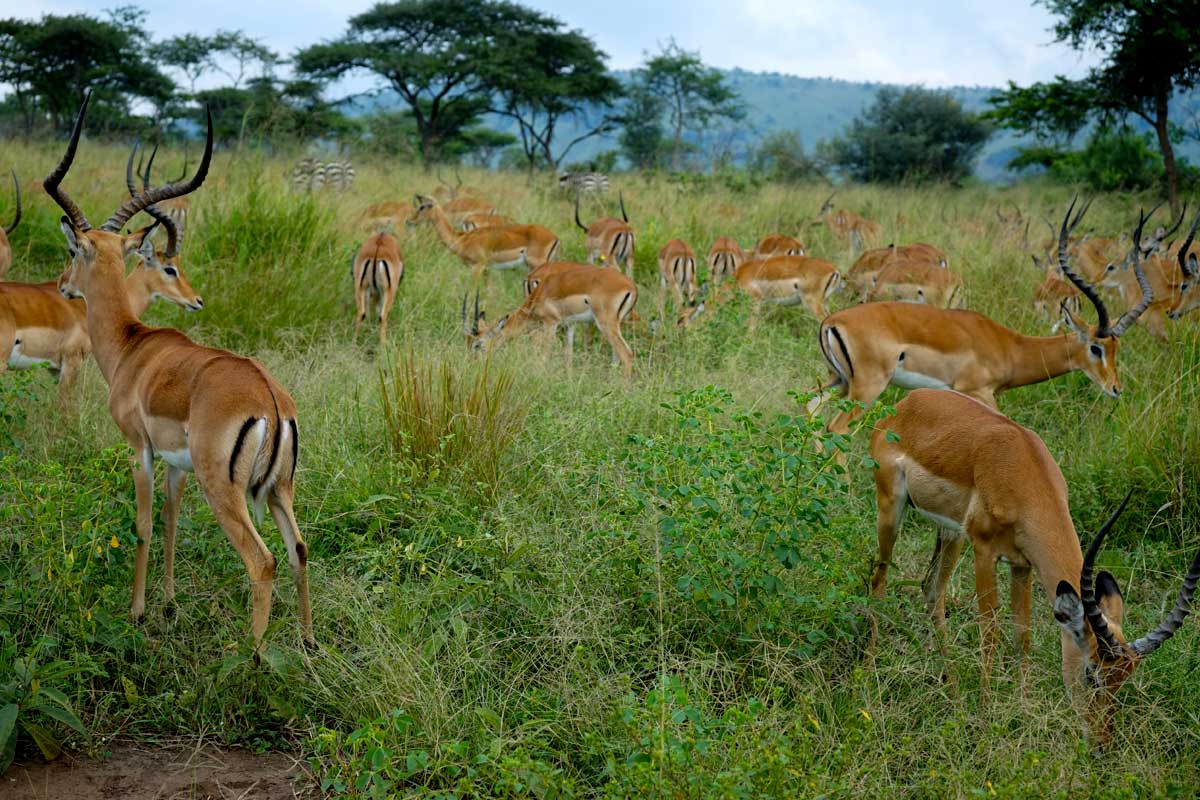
[12,0,1102,92]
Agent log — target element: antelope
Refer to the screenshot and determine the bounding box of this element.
[736,255,841,325]
[359,201,408,229]
[49,95,314,654]
[1031,254,1082,329]
[463,263,637,379]
[1096,205,1187,288]
[0,226,203,405]
[1167,209,1200,321]
[352,232,404,344]
[658,239,697,308]
[810,200,1151,435]
[0,170,20,279]
[575,192,635,277]
[460,213,515,232]
[814,192,880,252]
[707,237,743,284]
[441,197,499,228]
[871,388,1200,748]
[867,259,962,307]
[752,233,804,259]
[407,195,559,281]
[846,243,947,298]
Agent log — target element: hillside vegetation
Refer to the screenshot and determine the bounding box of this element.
[2,146,1200,797]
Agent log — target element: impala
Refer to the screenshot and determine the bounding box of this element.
[866,259,962,307]
[408,194,558,281]
[658,238,697,308]
[736,255,841,324]
[814,192,880,251]
[138,146,191,236]
[1,223,203,405]
[870,388,1200,748]
[360,201,408,229]
[752,233,804,259]
[463,262,637,378]
[460,212,515,232]
[1031,254,1082,329]
[0,170,19,279]
[575,192,635,277]
[810,201,1151,435]
[49,95,314,654]
[847,243,947,298]
[706,237,743,284]
[352,232,404,344]
[1167,209,1200,321]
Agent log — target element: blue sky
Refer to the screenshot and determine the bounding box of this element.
[17,0,1101,91]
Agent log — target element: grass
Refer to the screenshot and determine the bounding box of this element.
[3,140,1200,797]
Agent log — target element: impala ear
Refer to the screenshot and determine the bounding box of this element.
[1054,581,1088,649]
[1061,303,1088,340]
[122,223,156,257]
[59,216,83,252]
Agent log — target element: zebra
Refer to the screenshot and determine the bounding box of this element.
[291,158,355,192]
[558,171,609,197]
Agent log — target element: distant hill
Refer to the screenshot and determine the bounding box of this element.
[354,68,1199,182]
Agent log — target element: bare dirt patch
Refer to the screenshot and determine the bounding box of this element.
[2,741,316,799]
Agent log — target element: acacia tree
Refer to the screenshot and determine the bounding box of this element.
[487,26,622,174]
[296,0,557,164]
[989,1,1200,213]
[627,41,743,171]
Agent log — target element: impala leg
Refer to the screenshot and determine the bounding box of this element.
[1011,563,1033,693]
[747,300,763,334]
[130,448,155,623]
[564,323,575,364]
[354,288,366,338]
[596,317,634,381]
[267,484,315,649]
[161,465,187,615]
[55,353,83,410]
[624,253,635,281]
[378,295,392,347]
[870,460,906,600]
[924,531,965,656]
[205,486,276,654]
[972,545,1000,695]
[829,374,890,437]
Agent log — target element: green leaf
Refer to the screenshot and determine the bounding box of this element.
[0,703,17,760]
[21,720,61,761]
[32,704,85,735]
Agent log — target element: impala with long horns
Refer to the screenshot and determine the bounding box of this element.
[408,194,558,280]
[464,262,637,378]
[871,388,1200,748]
[1167,208,1200,321]
[575,192,635,276]
[810,200,1151,435]
[0,170,19,279]
[352,232,404,344]
[49,95,314,654]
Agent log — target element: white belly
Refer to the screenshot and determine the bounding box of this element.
[912,506,964,533]
[490,258,526,270]
[8,341,54,370]
[891,366,950,390]
[563,309,596,325]
[158,447,195,472]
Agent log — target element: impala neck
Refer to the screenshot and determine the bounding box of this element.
[86,257,144,385]
[429,206,464,254]
[123,268,157,318]
[1003,333,1083,391]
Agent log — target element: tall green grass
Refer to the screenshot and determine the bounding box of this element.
[2,139,1200,796]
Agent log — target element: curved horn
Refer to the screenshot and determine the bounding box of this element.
[133,142,182,258]
[4,169,20,235]
[619,191,628,224]
[44,91,93,231]
[174,153,189,183]
[1130,545,1200,656]
[461,293,470,335]
[1112,209,1154,337]
[574,192,587,233]
[1176,207,1200,279]
[1160,202,1187,244]
[1056,197,1109,335]
[101,106,212,233]
[1081,490,1132,660]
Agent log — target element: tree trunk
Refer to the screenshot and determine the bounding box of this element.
[1154,90,1179,216]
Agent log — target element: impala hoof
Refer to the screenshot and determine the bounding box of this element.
[304,638,319,653]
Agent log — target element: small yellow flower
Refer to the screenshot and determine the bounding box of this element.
[110,535,120,549]
[456,536,463,548]
[858,708,871,721]
[807,713,820,730]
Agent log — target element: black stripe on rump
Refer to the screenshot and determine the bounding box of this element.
[288,419,298,482]
[830,326,854,378]
[229,416,259,482]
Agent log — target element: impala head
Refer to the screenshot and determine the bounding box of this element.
[1055,198,1150,399]
[49,93,212,304]
[1052,492,1200,749]
[461,291,500,352]
[817,191,836,218]
[121,141,203,311]
[1167,206,1200,320]
[407,194,439,227]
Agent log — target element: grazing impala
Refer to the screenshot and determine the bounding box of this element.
[658,239,697,308]
[871,388,1200,748]
[811,201,1151,435]
[0,223,203,405]
[464,263,637,379]
[0,170,20,279]
[867,259,962,307]
[49,95,314,654]
[408,195,558,281]
[736,255,841,324]
[752,233,804,259]
[814,192,880,252]
[575,192,635,277]
[352,232,404,344]
[847,243,947,298]
[707,237,743,284]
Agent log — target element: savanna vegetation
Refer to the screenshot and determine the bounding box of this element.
[2,136,1200,796]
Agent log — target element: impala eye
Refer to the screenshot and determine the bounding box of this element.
[1089,344,1103,359]
[164,267,178,278]
[1183,283,1190,292]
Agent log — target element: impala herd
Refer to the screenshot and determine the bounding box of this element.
[3,94,1200,751]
